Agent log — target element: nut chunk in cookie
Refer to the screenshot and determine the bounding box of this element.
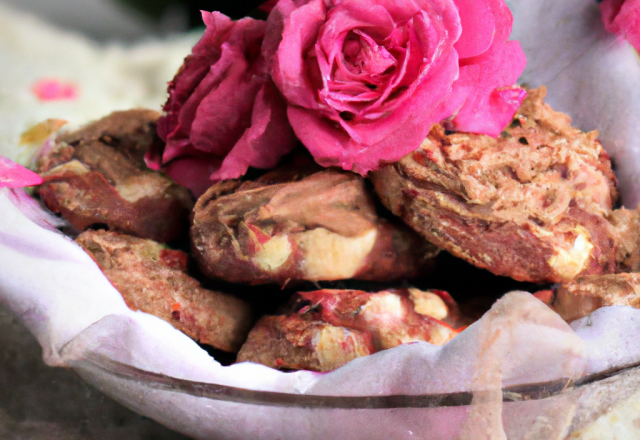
[37,110,193,243]
[372,87,619,283]
[76,230,252,352]
[236,315,374,372]
[237,288,460,371]
[608,207,640,274]
[535,273,640,323]
[192,169,438,285]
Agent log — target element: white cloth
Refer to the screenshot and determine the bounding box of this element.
[1,1,640,438]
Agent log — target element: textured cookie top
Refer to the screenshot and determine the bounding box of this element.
[36,110,193,243]
[371,87,624,283]
[192,168,438,284]
[402,87,617,227]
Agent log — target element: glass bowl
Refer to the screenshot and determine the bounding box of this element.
[69,353,640,439]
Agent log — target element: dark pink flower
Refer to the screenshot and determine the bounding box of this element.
[0,155,43,188]
[601,0,640,51]
[267,0,526,174]
[151,11,296,197]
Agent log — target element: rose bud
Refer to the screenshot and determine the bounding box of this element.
[372,87,622,283]
[191,168,438,285]
[237,288,461,371]
[76,230,253,353]
[149,11,297,197]
[36,110,193,243]
[535,272,640,323]
[266,0,527,175]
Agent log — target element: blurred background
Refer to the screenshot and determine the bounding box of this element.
[0,0,267,41]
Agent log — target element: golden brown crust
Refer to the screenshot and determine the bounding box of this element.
[371,87,619,283]
[608,208,640,273]
[536,273,640,322]
[191,169,438,285]
[36,110,193,243]
[296,289,460,349]
[76,230,252,352]
[57,109,163,165]
[237,288,461,371]
[236,315,373,371]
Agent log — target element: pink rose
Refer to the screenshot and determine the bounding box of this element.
[601,0,640,51]
[150,11,296,197]
[267,0,527,174]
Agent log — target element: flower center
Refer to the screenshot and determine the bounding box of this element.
[317,15,426,124]
[342,30,396,80]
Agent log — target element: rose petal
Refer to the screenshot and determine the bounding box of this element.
[343,31,396,78]
[211,82,297,181]
[452,0,495,58]
[164,155,222,198]
[259,0,279,14]
[161,141,205,165]
[0,155,43,188]
[165,15,267,158]
[372,0,423,23]
[165,49,241,157]
[345,45,461,148]
[272,0,327,108]
[486,0,516,42]
[453,85,526,136]
[260,0,301,63]
[143,141,163,171]
[158,12,234,142]
[318,0,397,55]
[601,0,640,51]
[450,0,524,136]
[450,40,527,136]
[31,78,78,102]
[189,46,262,155]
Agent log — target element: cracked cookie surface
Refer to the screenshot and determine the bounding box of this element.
[372,87,621,283]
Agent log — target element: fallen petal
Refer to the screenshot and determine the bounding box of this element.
[0,155,43,188]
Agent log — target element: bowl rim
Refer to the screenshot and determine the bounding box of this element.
[70,353,640,409]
